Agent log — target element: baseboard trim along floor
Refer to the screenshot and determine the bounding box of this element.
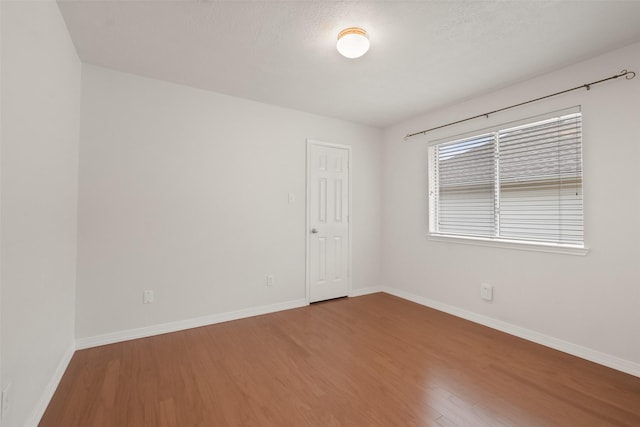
[382,287,640,378]
[76,298,308,350]
[40,293,640,426]
[75,288,640,377]
[27,341,75,427]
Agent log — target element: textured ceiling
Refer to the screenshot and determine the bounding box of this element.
[57,0,640,128]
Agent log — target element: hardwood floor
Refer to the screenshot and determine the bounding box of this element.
[40,293,640,426]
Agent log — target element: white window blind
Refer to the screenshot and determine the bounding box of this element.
[428,112,583,247]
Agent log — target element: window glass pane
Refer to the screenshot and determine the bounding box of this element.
[428,111,584,247]
[437,134,495,237]
[498,114,583,244]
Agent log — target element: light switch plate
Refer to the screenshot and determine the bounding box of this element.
[143,290,154,304]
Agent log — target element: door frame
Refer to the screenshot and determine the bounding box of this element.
[305,139,352,304]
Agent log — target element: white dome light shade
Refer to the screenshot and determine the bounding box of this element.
[336,27,369,59]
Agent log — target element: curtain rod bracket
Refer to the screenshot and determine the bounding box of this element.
[404,68,635,140]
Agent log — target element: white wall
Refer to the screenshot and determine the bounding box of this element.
[382,42,640,370]
[1,1,81,426]
[75,65,382,340]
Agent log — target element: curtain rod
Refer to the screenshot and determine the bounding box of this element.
[404,69,636,141]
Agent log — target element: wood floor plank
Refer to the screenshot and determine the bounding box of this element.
[40,293,640,426]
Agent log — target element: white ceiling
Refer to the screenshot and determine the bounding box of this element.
[57,0,640,128]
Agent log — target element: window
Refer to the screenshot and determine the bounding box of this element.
[428,111,584,249]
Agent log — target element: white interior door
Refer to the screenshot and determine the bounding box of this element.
[307,141,350,303]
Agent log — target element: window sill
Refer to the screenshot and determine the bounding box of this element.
[426,234,590,256]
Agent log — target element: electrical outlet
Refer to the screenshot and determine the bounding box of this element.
[143,290,154,304]
[266,274,275,287]
[481,283,493,301]
[2,383,11,419]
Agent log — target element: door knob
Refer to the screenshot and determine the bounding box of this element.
[311,228,319,234]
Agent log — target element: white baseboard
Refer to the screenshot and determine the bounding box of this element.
[349,286,384,297]
[382,287,640,378]
[27,340,75,427]
[29,289,639,427]
[76,298,308,350]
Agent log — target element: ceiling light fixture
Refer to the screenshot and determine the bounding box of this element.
[336,27,369,59]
